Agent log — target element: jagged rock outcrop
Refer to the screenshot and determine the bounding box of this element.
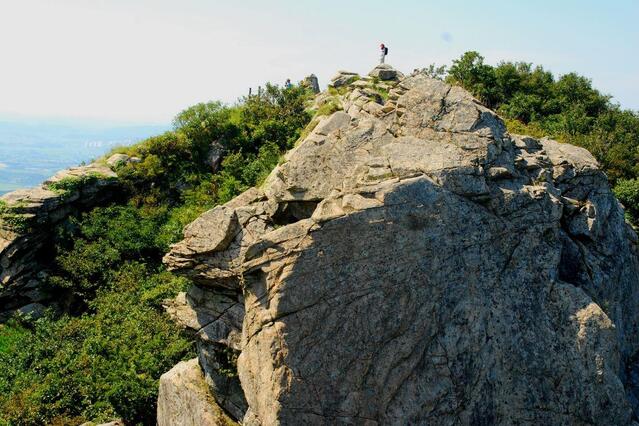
[0,163,119,319]
[163,66,639,425]
[329,70,359,88]
[368,63,404,81]
[106,153,141,167]
[157,358,237,426]
[302,74,320,94]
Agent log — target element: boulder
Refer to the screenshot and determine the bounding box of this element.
[15,302,46,319]
[207,141,225,172]
[302,74,320,94]
[79,420,124,426]
[164,72,639,425]
[329,70,359,88]
[368,63,404,81]
[157,358,237,426]
[106,153,130,168]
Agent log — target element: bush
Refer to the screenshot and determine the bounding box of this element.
[48,205,170,303]
[614,179,639,224]
[45,173,111,197]
[0,263,192,426]
[0,200,32,233]
[1,78,314,424]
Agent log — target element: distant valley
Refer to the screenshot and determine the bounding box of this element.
[0,120,168,194]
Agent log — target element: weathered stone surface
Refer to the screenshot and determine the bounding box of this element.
[164,70,639,425]
[157,358,237,426]
[207,141,225,172]
[162,275,248,418]
[106,153,130,167]
[368,63,404,81]
[302,74,320,94]
[329,70,359,88]
[80,420,124,426]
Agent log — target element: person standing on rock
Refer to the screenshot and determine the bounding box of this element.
[380,43,388,64]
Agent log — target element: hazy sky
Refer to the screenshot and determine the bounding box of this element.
[1,0,637,123]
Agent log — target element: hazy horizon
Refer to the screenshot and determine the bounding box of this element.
[0,120,168,194]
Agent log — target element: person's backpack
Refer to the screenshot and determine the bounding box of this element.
[384,47,389,55]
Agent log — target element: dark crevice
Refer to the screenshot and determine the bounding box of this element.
[271,201,319,226]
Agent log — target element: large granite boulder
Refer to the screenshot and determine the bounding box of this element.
[106,153,130,168]
[329,70,359,88]
[157,358,237,426]
[368,63,404,81]
[164,69,639,425]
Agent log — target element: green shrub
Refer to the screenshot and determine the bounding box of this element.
[48,205,170,303]
[614,179,639,224]
[1,78,313,424]
[45,173,111,197]
[0,200,32,233]
[0,263,192,426]
[316,100,341,117]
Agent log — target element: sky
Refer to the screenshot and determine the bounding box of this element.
[0,0,637,124]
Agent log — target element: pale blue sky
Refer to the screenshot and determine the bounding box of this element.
[0,0,637,123]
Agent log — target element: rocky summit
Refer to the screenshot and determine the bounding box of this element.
[162,66,639,425]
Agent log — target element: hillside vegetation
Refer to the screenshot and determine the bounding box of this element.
[0,84,312,425]
[1,52,638,425]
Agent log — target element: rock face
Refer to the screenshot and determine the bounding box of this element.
[329,70,359,88]
[106,153,130,167]
[368,63,404,81]
[207,141,226,172]
[164,70,639,425]
[157,358,237,426]
[302,74,320,94]
[0,163,119,319]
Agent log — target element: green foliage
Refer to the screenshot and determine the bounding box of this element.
[217,346,240,378]
[316,99,342,117]
[107,83,310,209]
[45,173,111,198]
[0,200,32,233]
[328,85,349,96]
[0,263,192,426]
[447,51,501,108]
[420,64,447,80]
[369,82,389,102]
[48,205,171,303]
[232,84,312,153]
[213,141,282,203]
[114,131,206,205]
[614,179,639,225]
[0,78,313,424]
[172,101,238,158]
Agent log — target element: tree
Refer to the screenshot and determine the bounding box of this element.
[446,51,500,108]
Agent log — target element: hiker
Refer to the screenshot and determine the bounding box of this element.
[285,78,292,89]
[380,43,388,64]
